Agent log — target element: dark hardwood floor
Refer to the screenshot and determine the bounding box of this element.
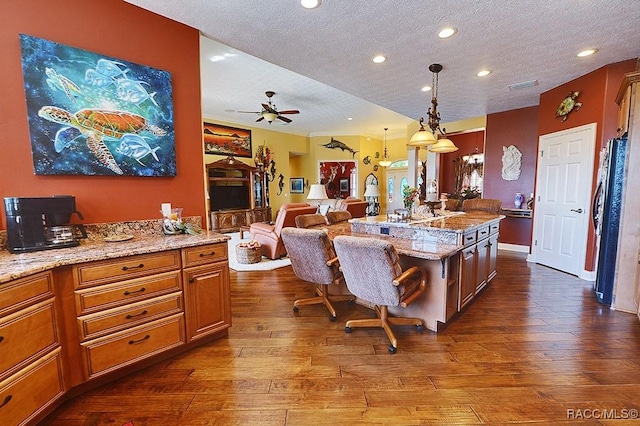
[43,250,640,425]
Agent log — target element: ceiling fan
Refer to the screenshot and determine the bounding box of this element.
[238,91,300,124]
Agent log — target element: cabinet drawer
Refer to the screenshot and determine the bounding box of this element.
[489,222,500,235]
[476,225,490,240]
[182,243,228,268]
[0,348,65,426]
[0,272,53,317]
[78,292,183,341]
[75,271,182,315]
[0,300,58,381]
[462,231,477,247]
[73,250,181,288]
[81,314,185,378]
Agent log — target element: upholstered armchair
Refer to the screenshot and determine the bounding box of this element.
[295,214,327,228]
[339,198,368,218]
[333,235,426,353]
[461,198,502,214]
[249,203,317,259]
[281,228,355,320]
[326,210,352,224]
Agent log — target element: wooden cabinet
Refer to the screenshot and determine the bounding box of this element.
[70,251,186,380]
[182,243,231,342]
[207,156,271,232]
[0,272,64,426]
[458,221,500,310]
[459,245,476,310]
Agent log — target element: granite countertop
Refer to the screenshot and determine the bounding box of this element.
[350,211,504,233]
[0,231,230,284]
[311,222,462,261]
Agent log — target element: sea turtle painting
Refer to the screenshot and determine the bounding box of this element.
[45,67,82,103]
[38,106,166,175]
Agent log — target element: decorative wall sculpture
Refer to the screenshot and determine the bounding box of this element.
[501,145,522,181]
[20,34,175,176]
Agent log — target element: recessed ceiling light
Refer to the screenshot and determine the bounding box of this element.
[372,55,386,64]
[477,70,491,77]
[438,27,457,38]
[301,0,321,9]
[577,48,598,57]
[347,117,353,121]
[209,55,225,62]
[421,86,432,92]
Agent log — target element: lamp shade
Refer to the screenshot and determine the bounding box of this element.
[378,159,392,167]
[262,112,278,123]
[307,183,328,200]
[407,128,437,146]
[429,138,459,153]
[363,184,380,197]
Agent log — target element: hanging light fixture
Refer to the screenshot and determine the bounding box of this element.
[379,127,392,167]
[408,64,458,153]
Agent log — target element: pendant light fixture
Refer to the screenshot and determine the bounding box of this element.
[408,64,458,153]
[378,127,392,167]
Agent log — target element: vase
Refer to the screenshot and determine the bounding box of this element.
[514,192,524,209]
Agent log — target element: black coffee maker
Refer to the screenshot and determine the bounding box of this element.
[4,195,87,253]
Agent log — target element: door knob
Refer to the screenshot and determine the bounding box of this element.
[570,208,583,213]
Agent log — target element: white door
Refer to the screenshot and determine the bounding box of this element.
[386,168,408,213]
[532,123,596,277]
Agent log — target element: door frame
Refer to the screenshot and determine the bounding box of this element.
[529,123,596,280]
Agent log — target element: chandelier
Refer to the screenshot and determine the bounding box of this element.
[408,63,458,153]
[379,127,392,167]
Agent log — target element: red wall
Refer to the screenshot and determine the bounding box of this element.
[0,1,204,228]
[537,59,636,270]
[485,106,539,246]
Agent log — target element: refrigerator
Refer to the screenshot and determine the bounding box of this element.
[593,135,628,305]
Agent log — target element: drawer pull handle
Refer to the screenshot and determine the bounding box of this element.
[123,287,146,296]
[480,231,487,235]
[0,395,12,409]
[0,336,3,343]
[125,310,148,319]
[128,335,150,345]
[189,278,195,283]
[122,263,144,271]
[199,251,216,257]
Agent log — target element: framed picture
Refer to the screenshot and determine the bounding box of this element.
[339,178,349,192]
[290,177,305,194]
[19,34,176,176]
[203,122,252,158]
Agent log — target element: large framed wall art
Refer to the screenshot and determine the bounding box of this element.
[19,34,176,176]
[203,122,252,158]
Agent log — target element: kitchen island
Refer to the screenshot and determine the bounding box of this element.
[313,211,504,332]
[0,222,230,425]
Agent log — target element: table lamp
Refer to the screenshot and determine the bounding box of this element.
[363,184,380,216]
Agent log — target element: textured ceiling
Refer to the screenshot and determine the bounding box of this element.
[125,0,640,139]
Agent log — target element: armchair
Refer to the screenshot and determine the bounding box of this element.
[249,203,318,259]
[333,235,427,353]
[461,198,502,214]
[281,228,355,320]
[339,198,368,218]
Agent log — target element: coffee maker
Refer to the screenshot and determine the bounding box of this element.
[4,196,87,253]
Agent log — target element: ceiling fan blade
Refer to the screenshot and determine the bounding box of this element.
[255,116,265,122]
[277,110,300,115]
[237,110,261,114]
[262,103,277,114]
[277,115,292,123]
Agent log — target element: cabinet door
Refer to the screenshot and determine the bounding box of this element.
[232,212,247,227]
[183,262,231,342]
[458,246,476,310]
[476,239,489,293]
[488,233,499,282]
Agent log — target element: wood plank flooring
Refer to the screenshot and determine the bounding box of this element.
[42,250,640,425]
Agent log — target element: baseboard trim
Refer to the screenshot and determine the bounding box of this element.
[498,243,530,253]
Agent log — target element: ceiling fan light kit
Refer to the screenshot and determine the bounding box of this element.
[238,91,300,124]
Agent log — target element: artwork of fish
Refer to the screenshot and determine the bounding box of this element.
[19,34,175,176]
[320,137,358,158]
[277,174,284,195]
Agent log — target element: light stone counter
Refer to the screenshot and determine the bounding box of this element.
[0,217,229,284]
